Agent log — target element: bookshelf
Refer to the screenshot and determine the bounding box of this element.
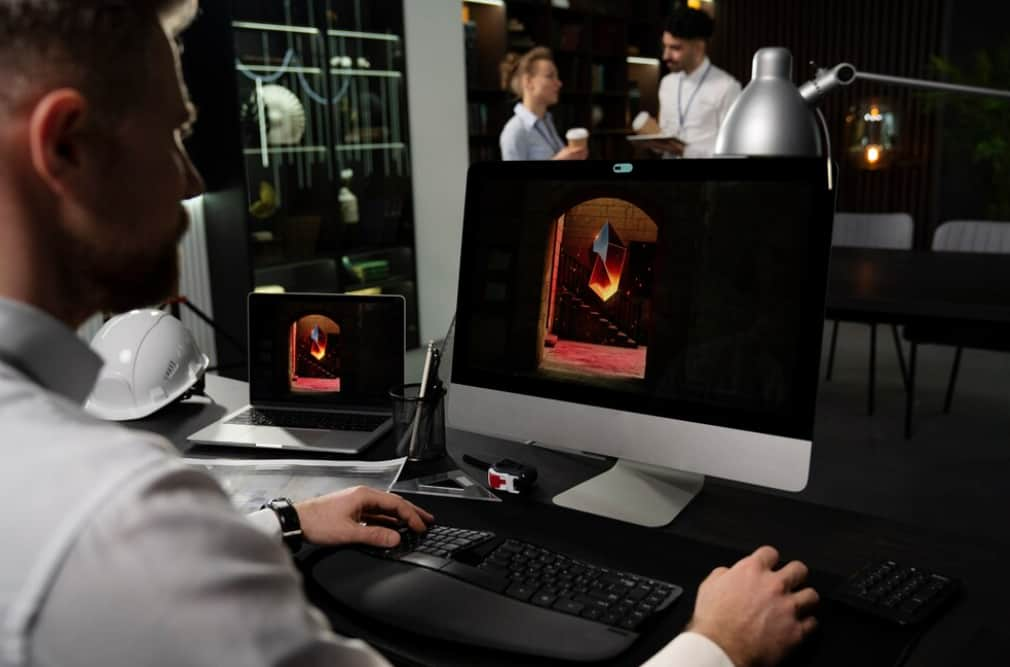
[227,1,421,347]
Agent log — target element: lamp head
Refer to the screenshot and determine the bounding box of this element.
[714,47,824,157]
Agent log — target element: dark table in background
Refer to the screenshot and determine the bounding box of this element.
[147,377,1010,666]
[827,247,1010,436]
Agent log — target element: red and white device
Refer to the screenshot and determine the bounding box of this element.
[464,455,538,495]
[487,466,522,494]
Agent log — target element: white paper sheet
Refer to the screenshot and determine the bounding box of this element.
[184,457,407,514]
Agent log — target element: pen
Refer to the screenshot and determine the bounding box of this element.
[407,340,437,458]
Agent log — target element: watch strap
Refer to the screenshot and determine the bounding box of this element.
[262,497,303,552]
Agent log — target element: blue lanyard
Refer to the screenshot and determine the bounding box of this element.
[678,62,713,128]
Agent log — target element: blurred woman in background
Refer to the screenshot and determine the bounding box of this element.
[499,47,587,161]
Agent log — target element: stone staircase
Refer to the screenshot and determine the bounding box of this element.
[554,287,637,348]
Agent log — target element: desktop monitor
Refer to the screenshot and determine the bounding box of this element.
[448,158,834,526]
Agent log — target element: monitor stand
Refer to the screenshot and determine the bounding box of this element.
[552,459,704,528]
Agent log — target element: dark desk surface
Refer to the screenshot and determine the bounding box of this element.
[155,377,1009,666]
[827,247,1010,326]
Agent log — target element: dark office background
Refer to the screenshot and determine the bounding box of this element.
[701,0,1008,249]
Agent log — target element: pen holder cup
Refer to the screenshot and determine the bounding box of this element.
[389,383,447,462]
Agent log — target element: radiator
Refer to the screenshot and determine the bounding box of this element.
[75,196,218,366]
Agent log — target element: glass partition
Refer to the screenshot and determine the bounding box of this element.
[230,0,419,347]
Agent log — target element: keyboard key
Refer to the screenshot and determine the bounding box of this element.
[589,589,621,604]
[601,611,623,626]
[533,592,557,607]
[608,584,632,597]
[619,611,647,630]
[505,583,536,601]
[899,599,920,615]
[627,586,650,601]
[399,552,452,570]
[573,594,610,610]
[552,598,585,615]
[600,574,636,588]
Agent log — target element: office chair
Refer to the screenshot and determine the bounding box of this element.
[904,220,1010,418]
[826,212,914,415]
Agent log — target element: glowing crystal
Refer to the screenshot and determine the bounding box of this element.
[310,325,327,360]
[588,222,627,302]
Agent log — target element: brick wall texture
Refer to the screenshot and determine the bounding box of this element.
[562,198,658,265]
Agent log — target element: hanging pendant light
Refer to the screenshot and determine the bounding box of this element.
[845,100,898,170]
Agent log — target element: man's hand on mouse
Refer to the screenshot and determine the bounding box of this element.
[295,487,434,547]
[687,546,819,667]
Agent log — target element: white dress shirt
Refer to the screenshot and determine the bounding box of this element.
[500,102,566,160]
[658,57,741,158]
[0,296,731,666]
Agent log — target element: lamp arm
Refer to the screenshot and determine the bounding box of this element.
[798,62,1010,104]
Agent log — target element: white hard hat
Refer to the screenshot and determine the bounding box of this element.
[85,309,210,421]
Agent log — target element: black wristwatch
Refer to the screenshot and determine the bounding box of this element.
[262,497,303,552]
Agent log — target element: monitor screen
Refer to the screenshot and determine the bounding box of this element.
[248,292,404,408]
[449,159,833,496]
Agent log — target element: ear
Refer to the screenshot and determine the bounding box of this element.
[27,89,93,196]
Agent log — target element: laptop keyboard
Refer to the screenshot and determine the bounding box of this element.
[366,524,683,632]
[226,408,387,432]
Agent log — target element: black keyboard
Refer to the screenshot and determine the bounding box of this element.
[310,524,683,661]
[226,408,387,432]
[832,559,959,626]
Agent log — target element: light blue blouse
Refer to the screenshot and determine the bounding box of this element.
[500,102,565,160]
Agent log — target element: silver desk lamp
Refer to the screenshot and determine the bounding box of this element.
[715,47,1010,157]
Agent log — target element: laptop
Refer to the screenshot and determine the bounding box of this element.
[188,292,404,454]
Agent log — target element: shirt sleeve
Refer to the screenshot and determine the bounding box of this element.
[500,118,527,161]
[32,463,392,667]
[657,74,677,136]
[716,78,743,128]
[247,507,283,540]
[641,631,736,667]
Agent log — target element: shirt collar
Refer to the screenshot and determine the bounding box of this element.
[684,57,712,83]
[0,297,103,404]
[513,102,551,130]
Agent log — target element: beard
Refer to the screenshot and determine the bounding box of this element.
[664,58,682,73]
[64,207,189,317]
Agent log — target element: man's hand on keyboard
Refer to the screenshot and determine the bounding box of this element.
[687,546,819,667]
[295,487,434,547]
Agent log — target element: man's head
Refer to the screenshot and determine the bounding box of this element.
[0,0,203,326]
[662,7,715,74]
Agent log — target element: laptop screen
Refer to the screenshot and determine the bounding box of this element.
[248,293,405,408]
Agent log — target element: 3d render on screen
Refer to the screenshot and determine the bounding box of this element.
[289,314,342,393]
[540,199,656,384]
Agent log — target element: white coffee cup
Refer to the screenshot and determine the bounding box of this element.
[631,111,661,135]
[566,127,589,150]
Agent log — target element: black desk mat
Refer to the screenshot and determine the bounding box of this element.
[298,494,920,667]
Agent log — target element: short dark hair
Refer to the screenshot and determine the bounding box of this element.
[664,7,715,41]
[0,0,197,122]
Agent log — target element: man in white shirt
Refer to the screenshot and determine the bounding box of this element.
[0,1,817,665]
[658,7,742,157]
